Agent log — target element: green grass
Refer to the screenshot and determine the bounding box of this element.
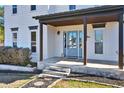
[52,80,114,88]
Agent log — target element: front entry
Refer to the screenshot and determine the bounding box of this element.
[63,31,83,59]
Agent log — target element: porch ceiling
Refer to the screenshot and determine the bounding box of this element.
[44,15,118,26]
[33,5,124,26]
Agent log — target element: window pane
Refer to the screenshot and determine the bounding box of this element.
[68,32,77,48]
[13,5,17,8]
[13,33,17,41]
[31,32,36,52]
[95,29,103,54]
[69,5,76,10]
[63,32,66,48]
[31,32,36,41]
[31,41,36,46]
[12,5,17,14]
[13,42,17,48]
[95,30,103,42]
[31,5,36,11]
[95,42,103,54]
[31,46,36,52]
[13,9,17,14]
[79,32,83,48]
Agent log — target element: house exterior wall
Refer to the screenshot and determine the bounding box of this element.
[48,22,118,61]
[87,22,118,61]
[4,5,48,62]
[4,5,122,63]
[48,5,101,14]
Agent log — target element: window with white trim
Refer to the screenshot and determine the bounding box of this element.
[31,31,36,52]
[12,32,17,47]
[94,29,103,54]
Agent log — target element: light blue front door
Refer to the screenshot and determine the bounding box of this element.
[66,31,78,58]
[64,31,83,58]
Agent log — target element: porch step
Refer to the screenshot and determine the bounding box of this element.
[39,73,64,78]
[45,65,71,73]
[38,65,71,78]
[43,69,69,76]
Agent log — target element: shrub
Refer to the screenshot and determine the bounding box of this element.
[0,47,32,66]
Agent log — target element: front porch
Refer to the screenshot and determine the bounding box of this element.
[34,5,124,70]
[38,57,124,80]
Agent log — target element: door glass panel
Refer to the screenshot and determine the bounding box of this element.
[63,32,66,57]
[63,32,66,48]
[79,31,82,48]
[68,32,77,48]
[79,31,83,58]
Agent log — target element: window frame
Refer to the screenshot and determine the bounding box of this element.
[12,31,17,48]
[31,5,36,11]
[31,31,37,53]
[69,5,76,10]
[12,5,17,14]
[94,28,104,54]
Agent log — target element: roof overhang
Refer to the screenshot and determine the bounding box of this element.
[33,5,124,26]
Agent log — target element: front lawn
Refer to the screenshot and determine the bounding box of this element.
[52,80,114,88]
[0,73,35,88]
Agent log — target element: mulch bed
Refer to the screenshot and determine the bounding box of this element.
[22,73,124,88]
[22,77,57,88]
[68,73,124,87]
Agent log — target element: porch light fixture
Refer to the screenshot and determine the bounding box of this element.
[57,31,60,35]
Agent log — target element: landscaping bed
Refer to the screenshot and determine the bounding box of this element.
[0,72,36,88]
[22,78,57,88]
[68,73,124,87]
[22,77,57,88]
[22,73,124,88]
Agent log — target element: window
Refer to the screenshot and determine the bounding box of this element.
[69,5,76,10]
[31,32,36,52]
[12,5,17,14]
[12,32,17,47]
[95,29,103,54]
[31,5,36,11]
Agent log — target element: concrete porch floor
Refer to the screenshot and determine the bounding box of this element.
[38,57,124,80]
[40,57,120,68]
